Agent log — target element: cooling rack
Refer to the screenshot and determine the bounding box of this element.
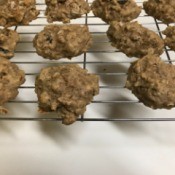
[2,0,175,122]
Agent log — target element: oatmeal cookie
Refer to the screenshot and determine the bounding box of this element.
[107,21,164,58]
[45,0,90,23]
[0,0,39,27]
[33,24,92,60]
[143,0,175,24]
[92,0,141,23]
[0,57,25,114]
[126,55,175,109]
[35,64,99,125]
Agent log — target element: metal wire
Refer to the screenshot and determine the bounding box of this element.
[2,0,175,122]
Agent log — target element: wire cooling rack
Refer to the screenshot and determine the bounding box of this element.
[2,0,175,122]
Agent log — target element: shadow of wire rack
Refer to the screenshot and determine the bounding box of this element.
[2,0,175,122]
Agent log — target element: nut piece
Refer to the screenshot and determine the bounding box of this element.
[0,28,19,59]
[91,0,141,23]
[0,0,40,27]
[0,57,25,113]
[143,0,175,24]
[126,55,175,109]
[107,21,164,58]
[33,24,92,60]
[45,0,90,23]
[35,65,99,125]
[162,26,175,51]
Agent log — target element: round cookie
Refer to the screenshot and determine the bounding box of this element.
[33,24,92,60]
[35,64,99,125]
[162,26,175,50]
[45,0,90,23]
[126,55,175,109]
[143,0,175,24]
[0,57,25,114]
[91,0,141,23]
[0,0,39,27]
[0,28,19,59]
[107,21,164,58]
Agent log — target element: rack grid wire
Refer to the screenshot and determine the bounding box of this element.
[2,0,175,122]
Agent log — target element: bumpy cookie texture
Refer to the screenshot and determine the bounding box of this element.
[143,0,175,24]
[162,26,175,51]
[0,28,19,59]
[35,65,99,125]
[107,21,164,58]
[0,58,25,114]
[45,0,90,23]
[91,0,141,23]
[0,0,39,27]
[33,24,92,60]
[126,55,175,109]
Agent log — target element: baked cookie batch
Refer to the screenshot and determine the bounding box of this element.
[0,0,175,125]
